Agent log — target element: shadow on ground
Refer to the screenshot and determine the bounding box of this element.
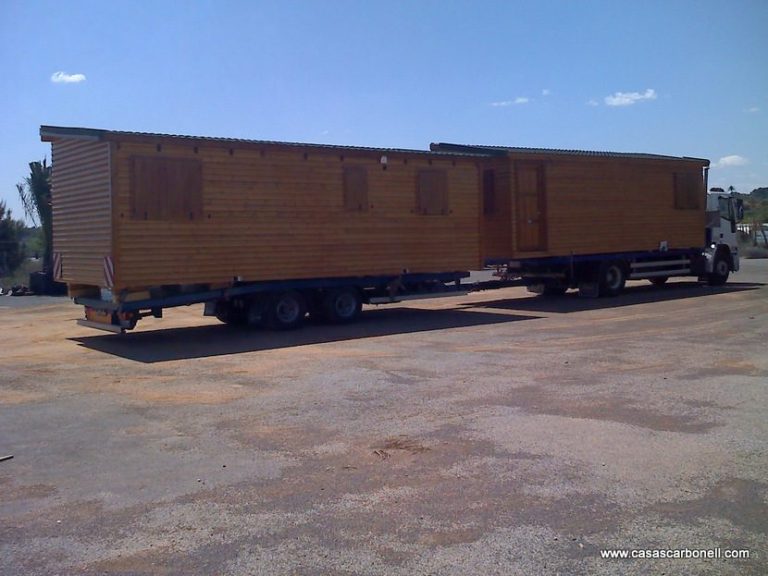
[71,307,538,363]
[466,281,764,314]
[71,281,764,363]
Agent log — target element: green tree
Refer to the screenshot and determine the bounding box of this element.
[16,159,52,272]
[0,201,26,276]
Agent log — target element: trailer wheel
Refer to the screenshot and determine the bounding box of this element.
[649,276,668,286]
[323,287,362,324]
[708,253,730,286]
[598,261,626,297]
[264,290,306,330]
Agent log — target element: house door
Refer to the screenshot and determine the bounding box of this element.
[515,163,547,251]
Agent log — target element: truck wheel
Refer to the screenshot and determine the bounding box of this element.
[708,254,730,286]
[323,287,362,323]
[264,290,306,330]
[649,276,668,286]
[598,261,626,297]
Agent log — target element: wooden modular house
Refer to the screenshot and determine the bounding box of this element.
[41,126,710,299]
[41,126,484,297]
[431,143,709,265]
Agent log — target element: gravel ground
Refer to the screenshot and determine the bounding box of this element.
[1,260,767,575]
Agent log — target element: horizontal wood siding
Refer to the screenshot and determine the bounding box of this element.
[50,140,112,286]
[507,155,706,259]
[111,141,481,290]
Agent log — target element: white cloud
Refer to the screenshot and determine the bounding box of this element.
[712,155,749,168]
[51,71,86,83]
[587,99,599,106]
[542,89,551,96]
[746,106,760,113]
[604,88,656,107]
[490,97,530,107]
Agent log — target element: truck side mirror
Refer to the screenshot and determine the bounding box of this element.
[736,199,744,222]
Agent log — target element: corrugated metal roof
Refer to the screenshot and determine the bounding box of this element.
[430,142,710,164]
[39,126,710,165]
[39,125,489,158]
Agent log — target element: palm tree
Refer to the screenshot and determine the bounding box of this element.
[17,159,52,273]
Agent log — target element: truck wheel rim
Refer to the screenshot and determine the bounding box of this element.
[335,293,357,317]
[716,260,728,276]
[276,298,300,323]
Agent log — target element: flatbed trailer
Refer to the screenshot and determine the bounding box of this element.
[76,271,471,333]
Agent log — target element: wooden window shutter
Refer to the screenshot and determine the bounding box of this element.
[343,166,368,212]
[417,170,448,215]
[130,156,203,220]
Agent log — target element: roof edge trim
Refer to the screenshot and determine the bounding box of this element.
[39,125,490,158]
[40,125,106,142]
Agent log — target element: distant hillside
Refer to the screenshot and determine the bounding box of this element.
[745,188,768,222]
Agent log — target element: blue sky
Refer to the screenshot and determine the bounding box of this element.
[1,0,766,223]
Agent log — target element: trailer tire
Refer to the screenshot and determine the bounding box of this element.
[323,287,362,324]
[264,290,307,330]
[708,253,730,286]
[598,261,626,297]
[649,276,668,286]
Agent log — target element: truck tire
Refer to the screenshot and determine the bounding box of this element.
[323,287,362,324]
[708,253,730,286]
[649,276,668,286]
[264,290,307,330]
[598,261,626,297]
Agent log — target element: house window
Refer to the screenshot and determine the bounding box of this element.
[343,166,368,212]
[416,170,449,215]
[483,169,496,215]
[674,172,701,210]
[130,156,203,220]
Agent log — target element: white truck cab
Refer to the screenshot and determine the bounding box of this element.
[704,188,743,284]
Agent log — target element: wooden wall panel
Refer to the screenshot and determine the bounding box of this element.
[506,156,706,259]
[109,141,481,291]
[50,139,112,287]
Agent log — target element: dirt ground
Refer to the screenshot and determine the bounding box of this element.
[2,261,767,575]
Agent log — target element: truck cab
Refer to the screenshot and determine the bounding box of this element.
[705,189,743,284]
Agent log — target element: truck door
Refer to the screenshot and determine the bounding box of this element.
[515,162,547,251]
